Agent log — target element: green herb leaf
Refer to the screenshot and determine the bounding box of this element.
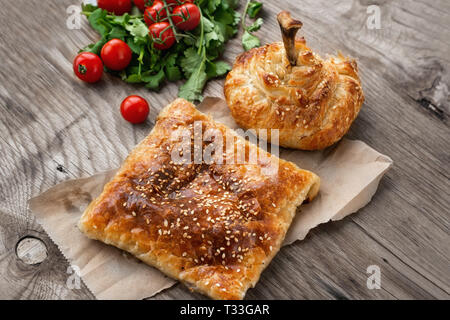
[224,0,239,10]
[80,37,107,55]
[88,8,111,37]
[108,26,127,40]
[241,0,264,51]
[247,1,263,19]
[126,38,143,55]
[179,60,207,102]
[206,60,231,79]
[242,30,260,51]
[125,18,148,41]
[143,69,165,90]
[213,61,232,76]
[207,0,222,13]
[165,66,182,82]
[181,47,204,77]
[202,16,215,33]
[164,53,182,82]
[111,13,130,26]
[247,17,263,32]
[81,4,98,13]
[125,74,142,83]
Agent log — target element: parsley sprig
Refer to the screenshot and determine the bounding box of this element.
[241,0,264,51]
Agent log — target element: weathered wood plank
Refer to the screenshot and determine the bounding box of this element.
[0,0,448,300]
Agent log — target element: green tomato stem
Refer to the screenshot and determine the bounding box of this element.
[161,0,180,43]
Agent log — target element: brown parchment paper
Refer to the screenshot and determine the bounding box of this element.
[29,97,392,300]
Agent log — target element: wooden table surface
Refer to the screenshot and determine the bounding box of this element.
[0,0,448,300]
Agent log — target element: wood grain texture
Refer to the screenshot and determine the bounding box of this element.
[0,0,448,300]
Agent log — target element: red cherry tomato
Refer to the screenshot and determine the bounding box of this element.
[172,3,200,31]
[97,0,132,15]
[120,95,150,124]
[101,39,132,71]
[133,0,147,11]
[165,0,193,11]
[166,0,193,5]
[73,52,103,83]
[144,1,167,26]
[165,0,179,6]
[149,22,175,50]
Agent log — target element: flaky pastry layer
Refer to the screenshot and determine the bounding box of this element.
[79,98,320,299]
[224,40,364,150]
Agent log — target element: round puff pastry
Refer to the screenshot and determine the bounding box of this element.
[224,11,365,150]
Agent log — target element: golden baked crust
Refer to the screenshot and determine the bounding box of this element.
[78,98,320,300]
[224,38,365,150]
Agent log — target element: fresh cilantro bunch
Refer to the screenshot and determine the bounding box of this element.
[80,0,240,102]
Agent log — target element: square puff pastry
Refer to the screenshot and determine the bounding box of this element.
[79,98,320,300]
